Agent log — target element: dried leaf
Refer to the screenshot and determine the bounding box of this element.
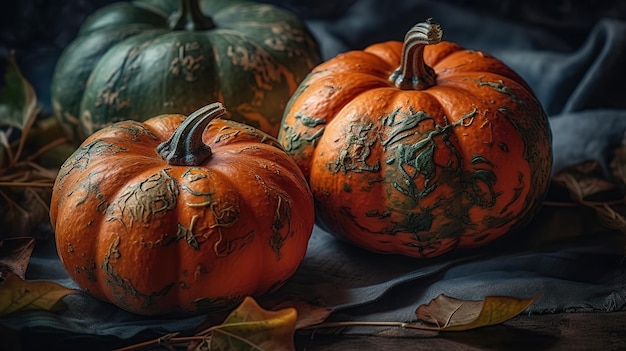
[270,299,332,330]
[0,273,77,316]
[210,296,297,351]
[0,184,53,240]
[414,294,538,331]
[593,204,626,235]
[552,161,616,202]
[0,52,38,130]
[0,237,35,279]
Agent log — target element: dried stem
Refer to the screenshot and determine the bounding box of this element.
[25,136,70,162]
[9,105,40,169]
[0,128,69,188]
[302,320,429,330]
[113,319,440,351]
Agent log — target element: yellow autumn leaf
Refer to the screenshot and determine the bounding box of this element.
[210,296,297,351]
[0,273,77,316]
[415,294,538,331]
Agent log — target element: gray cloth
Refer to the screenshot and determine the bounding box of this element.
[1,226,624,338]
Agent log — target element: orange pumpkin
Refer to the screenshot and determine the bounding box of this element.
[277,21,552,258]
[50,102,314,315]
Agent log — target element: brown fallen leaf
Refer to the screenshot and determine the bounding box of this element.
[269,298,333,330]
[0,237,35,279]
[0,273,77,316]
[116,296,299,351]
[549,160,626,240]
[414,294,538,331]
[207,296,298,351]
[552,160,617,202]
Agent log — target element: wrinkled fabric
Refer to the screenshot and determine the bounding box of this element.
[305,3,626,175]
[2,0,626,340]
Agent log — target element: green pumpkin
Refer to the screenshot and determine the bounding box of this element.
[51,0,321,142]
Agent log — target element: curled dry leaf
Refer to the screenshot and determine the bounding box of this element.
[208,296,298,351]
[414,294,538,331]
[115,296,300,351]
[0,237,35,279]
[272,299,332,330]
[0,273,77,316]
[552,161,617,202]
[551,160,626,238]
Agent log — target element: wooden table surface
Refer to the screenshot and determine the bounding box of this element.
[2,310,625,350]
[295,311,626,351]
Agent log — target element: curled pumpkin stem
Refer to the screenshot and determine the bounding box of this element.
[157,102,226,166]
[390,19,443,90]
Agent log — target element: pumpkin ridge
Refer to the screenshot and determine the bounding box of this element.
[431,49,531,91]
[173,166,240,307]
[176,136,311,297]
[414,81,535,230]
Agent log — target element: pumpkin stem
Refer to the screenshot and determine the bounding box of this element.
[171,0,215,31]
[389,20,443,90]
[157,103,226,166]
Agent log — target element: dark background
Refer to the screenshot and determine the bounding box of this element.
[2,0,626,116]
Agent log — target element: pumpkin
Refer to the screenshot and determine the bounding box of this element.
[50,102,315,315]
[277,21,553,258]
[51,0,321,143]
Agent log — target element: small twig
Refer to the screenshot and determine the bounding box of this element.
[0,189,28,216]
[301,320,437,331]
[0,190,17,208]
[113,334,210,351]
[23,161,58,178]
[26,186,51,212]
[10,105,40,169]
[114,320,440,351]
[24,136,70,162]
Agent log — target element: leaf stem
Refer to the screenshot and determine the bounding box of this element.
[301,320,439,331]
[10,104,40,169]
[114,320,441,351]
